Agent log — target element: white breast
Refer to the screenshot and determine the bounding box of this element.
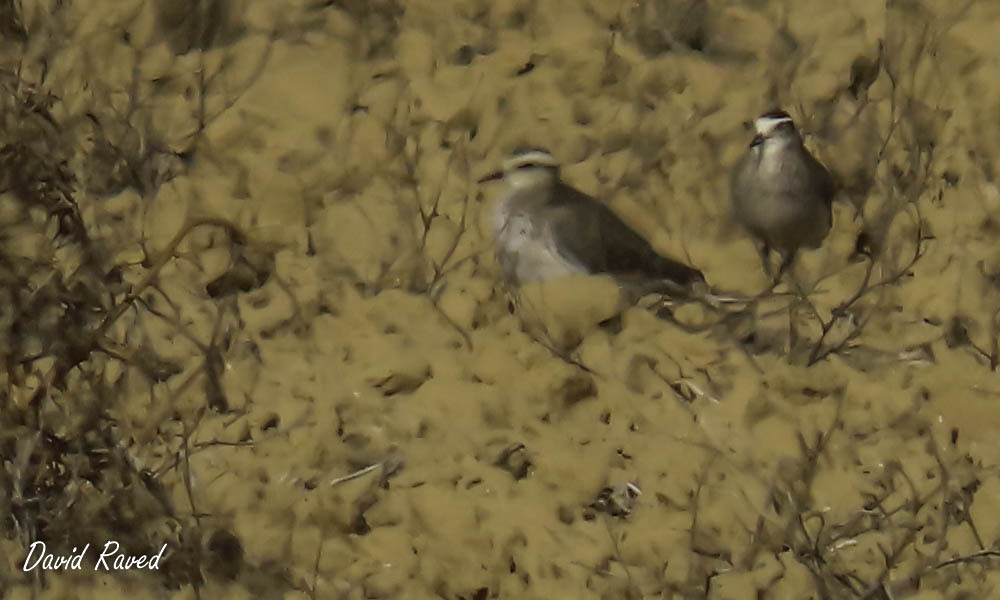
[492,191,584,284]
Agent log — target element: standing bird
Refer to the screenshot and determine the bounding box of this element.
[478,148,705,299]
[731,110,835,280]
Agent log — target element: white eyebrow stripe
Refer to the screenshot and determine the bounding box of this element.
[503,150,559,170]
[754,116,793,135]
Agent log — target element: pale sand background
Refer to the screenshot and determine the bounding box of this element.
[2,0,1000,598]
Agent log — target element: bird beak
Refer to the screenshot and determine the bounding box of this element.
[749,134,765,147]
[477,171,503,184]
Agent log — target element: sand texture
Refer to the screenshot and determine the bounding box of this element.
[2,0,1000,598]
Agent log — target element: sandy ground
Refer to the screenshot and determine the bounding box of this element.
[3,0,1000,598]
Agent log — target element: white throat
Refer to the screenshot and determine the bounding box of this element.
[754,115,794,137]
[756,135,797,177]
[503,168,557,196]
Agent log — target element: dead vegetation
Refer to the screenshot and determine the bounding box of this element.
[1,0,999,598]
[0,0,285,594]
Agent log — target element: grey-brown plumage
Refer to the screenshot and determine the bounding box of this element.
[480,148,705,297]
[731,110,835,274]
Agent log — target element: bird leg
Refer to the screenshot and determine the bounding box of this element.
[774,251,796,284]
[752,244,786,298]
[756,242,774,280]
[759,249,797,292]
[775,253,819,360]
[753,248,807,357]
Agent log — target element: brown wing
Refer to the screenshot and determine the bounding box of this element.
[545,182,704,292]
[804,150,836,208]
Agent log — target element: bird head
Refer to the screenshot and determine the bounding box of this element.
[749,110,799,150]
[478,148,560,192]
